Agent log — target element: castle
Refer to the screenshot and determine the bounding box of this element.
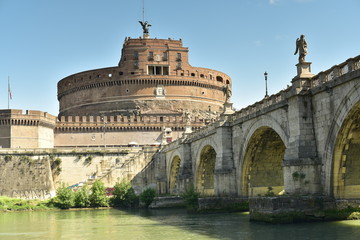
[0,26,231,149]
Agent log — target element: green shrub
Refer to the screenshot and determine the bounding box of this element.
[84,156,93,165]
[52,183,74,209]
[89,180,108,207]
[74,186,90,208]
[4,155,12,162]
[0,196,51,211]
[140,188,156,208]
[111,180,139,208]
[181,185,200,211]
[264,186,276,197]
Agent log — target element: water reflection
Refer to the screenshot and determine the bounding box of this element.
[0,209,360,240]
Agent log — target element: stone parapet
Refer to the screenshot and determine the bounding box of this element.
[0,109,57,128]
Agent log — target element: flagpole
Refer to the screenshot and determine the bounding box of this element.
[8,76,11,109]
[8,76,10,109]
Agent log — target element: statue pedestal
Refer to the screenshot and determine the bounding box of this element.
[222,102,235,115]
[295,62,314,79]
[184,124,192,134]
[292,62,314,92]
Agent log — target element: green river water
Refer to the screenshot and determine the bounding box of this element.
[0,209,360,240]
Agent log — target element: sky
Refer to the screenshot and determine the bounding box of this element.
[0,0,359,116]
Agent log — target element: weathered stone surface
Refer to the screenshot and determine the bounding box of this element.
[149,196,185,209]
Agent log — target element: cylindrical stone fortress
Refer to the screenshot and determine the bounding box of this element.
[57,38,231,119]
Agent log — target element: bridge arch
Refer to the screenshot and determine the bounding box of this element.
[239,117,288,197]
[324,82,360,198]
[169,155,182,195]
[195,145,217,196]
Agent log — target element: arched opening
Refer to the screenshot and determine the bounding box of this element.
[196,145,216,196]
[169,156,181,194]
[216,76,223,82]
[333,101,360,199]
[241,127,285,196]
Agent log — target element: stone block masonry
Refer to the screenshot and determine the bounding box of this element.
[0,154,55,199]
[0,147,159,199]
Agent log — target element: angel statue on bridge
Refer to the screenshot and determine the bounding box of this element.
[294,34,308,63]
[223,84,232,103]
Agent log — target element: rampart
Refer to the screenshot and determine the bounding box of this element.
[0,110,56,148]
[0,146,159,199]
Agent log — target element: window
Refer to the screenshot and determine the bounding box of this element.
[156,66,162,75]
[216,76,223,82]
[148,66,154,75]
[176,53,181,61]
[149,51,154,61]
[176,62,182,70]
[163,66,169,75]
[134,51,139,60]
[134,61,139,69]
[148,65,169,75]
[163,52,168,61]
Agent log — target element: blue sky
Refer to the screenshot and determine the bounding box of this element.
[0,0,359,115]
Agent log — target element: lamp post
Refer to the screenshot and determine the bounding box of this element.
[264,71,269,98]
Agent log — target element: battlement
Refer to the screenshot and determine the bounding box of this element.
[123,37,184,47]
[55,114,205,132]
[0,109,57,128]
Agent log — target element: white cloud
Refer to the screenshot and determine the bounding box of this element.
[254,40,263,47]
[269,0,280,4]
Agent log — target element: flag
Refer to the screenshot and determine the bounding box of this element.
[8,77,12,100]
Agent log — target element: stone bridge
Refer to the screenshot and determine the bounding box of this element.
[140,55,360,201]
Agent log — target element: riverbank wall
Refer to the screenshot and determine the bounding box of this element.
[250,196,360,223]
[0,147,159,199]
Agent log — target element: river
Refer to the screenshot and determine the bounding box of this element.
[0,209,360,239]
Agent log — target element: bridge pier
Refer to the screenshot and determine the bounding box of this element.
[214,122,237,196]
[282,65,321,195]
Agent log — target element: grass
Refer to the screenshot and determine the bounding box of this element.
[0,196,52,211]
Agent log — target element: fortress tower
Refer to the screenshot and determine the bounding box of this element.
[54,26,232,147]
[57,37,231,119]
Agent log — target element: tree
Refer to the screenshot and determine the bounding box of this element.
[89,180,108,207]
[111,180,138,208]
[74,186,90,208]
[53,183,74,209]
[140,188,156,208]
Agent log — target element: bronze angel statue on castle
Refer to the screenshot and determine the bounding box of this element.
[139,21,151,34]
